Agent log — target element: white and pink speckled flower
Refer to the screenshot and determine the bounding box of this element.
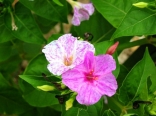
[67,0,94,26]
[62,51,117,105]
[42,34,95,76]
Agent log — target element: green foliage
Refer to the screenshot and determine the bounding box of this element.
[73,11,115,42]
[0,73,31,114]
[119,49,156,105]
[103,109,116,116]
[92,0,156,39]
[0,16,14,43]
[19,0,68,22]
[4,3,46,44]
[0,42,13,62]
[19,54,60,107]
[53,0,63,6]
[0,0,156,115]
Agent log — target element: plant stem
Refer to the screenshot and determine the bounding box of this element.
[110,97,123,109]
[117,38,149,51]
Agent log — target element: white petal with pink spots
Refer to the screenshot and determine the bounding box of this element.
[42,34,95,76]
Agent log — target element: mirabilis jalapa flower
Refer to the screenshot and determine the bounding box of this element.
[67,0,94,26]
[42,34,95,76]
[62,51,118,105]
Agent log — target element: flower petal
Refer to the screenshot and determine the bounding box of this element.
[76,83,101,105]
[57,34,77,57]
[81,51,95,72]
[78,9,90,21]
[96,73,118,97]
[82,3,94,15]
[95,54,116,75]
[73,42,95,69]
[42,40,63,63]
[62,69,85,92]
[72,7,81,26]
[47,62,69,76]
[72,3,94,26]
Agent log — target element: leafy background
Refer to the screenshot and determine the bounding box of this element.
[0,0,156,116]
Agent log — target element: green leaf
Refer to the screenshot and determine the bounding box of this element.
[103,109,116,116]
[148,54,156,93]
[123,113,138,116]
[112,52,120,78]
[47,34,62,43]
[0,42,12,62]
[53,0,63,6]
[23,88,59,107]
[0,73,31,114]
[24,54,50,75]
[119,48,156,105]
[22,43,42,60]
[34,15,57,34]
[112,8,156,39]
[19,75,53,87]
[19,54,60,107]
[73,11,115,43]
[63,106,98,116]
[93,98,105,116]
[19,75,60,93]
[92,0,156,39]
[19,107,61,116]
[0,73,10,88]
[4,3,46,44]
[117,65,129,91]
[19,0,68,22]
[0,54,22,77]
[92,0,135,28]
[0,16,14,43]
[107,96,123,115]
[94,40,113,55]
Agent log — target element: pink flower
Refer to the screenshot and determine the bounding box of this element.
[62,51,117,105]
[67,0,94,26]
[42,34,95,76]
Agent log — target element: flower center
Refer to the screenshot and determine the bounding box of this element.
[86,70,98,81]
[64,56,73,66]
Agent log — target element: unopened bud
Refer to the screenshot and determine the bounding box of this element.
[37,85,56,91]
[65,92,76,110]
[133,2,148,8]
[106,41,119,55]
[61,83,66,89]
[146,102,156,115]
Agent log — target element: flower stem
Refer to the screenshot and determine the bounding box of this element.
[110,97,123,110]
[12,0,19,9]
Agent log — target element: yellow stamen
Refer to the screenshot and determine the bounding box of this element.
[64,56,73,66]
